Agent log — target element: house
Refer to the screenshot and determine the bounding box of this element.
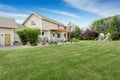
[23,12,69,42]
[0,17,17,46]
[0,12,69,46]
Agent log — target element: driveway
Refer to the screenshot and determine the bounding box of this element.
[0,45,23,50]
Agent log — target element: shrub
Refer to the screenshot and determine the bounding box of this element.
[48,41,58,45]
[72,38,80,42]
[111,32,120,40]
[30,43,38,46]
[25,28,40,46]
[48,41,53,45]
[80,29,99,40]
[41,41,46,45]
[16,30,28,45]
[16,28,40,46]
[13,41,21,45]
[14,41,19,43]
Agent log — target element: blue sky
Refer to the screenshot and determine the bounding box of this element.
[0,0,120,28]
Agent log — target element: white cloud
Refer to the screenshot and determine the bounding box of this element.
[39,8,80,18]
[0,11,28,23]
[0,4,16,11]
[63,0,120,17]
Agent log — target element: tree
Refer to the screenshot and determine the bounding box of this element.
[91,15,120,40]
[74,27,82,38]
[108,16,120,40]
[80,29,99,40]
[67,22,82,38]
[67,22,77,31]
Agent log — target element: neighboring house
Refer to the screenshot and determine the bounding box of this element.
[0,17,17,46]
[23,12,69,42]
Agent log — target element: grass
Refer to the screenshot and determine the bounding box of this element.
[0,41,120,80]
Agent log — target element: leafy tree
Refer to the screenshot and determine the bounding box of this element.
[91,15,120,40]
[67,22,82,38]
[108,16,120,40]
[80,29,99,40]
[74,27,82,38]
[67,22,76,31]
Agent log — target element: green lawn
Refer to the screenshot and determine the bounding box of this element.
[0,41,120,80]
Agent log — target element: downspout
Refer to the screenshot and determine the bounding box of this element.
[41,19,43,39]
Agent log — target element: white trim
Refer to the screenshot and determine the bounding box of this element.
[23,12,67,27]
[2,33,4,46]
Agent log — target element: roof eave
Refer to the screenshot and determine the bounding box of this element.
[23,12,67,27]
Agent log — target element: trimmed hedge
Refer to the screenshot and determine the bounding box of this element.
[25,28,40,46]
[16,28,40,46]
[16,29,28,45]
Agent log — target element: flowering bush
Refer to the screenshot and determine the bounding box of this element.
[80,29,99,40]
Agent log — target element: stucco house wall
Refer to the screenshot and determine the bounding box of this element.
[42,20,58,30]
[42,20,67,41]
[14,33,20,42]
[42,20,68,41]
[0,17,17,46]
[24,14,42,29]
[0,28,15,46]
[23,12,68,42]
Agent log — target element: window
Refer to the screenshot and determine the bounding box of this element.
[42,32,44,35]
[57,33,60,38]
[64,27,66,30]
[31,21,36,25]
[64,33,66,37]
[53,33,55,37]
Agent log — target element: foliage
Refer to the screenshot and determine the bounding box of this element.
[67,22,76,31]
[68,38,79,43]
[16,28,40,46]
[25,28,40,46]
[13,41,20,43]
[91,15,120,40]
[13,41,21,45]
[80,29,99,40]
[72,38,80,42]
[16,29,28,45]
[41,41,46,45]
[67,22,82,39]
[48,41,58,45]
[74,27,82,38]
[69,27,82,38]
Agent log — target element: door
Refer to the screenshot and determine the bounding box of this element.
[4,34,11,46]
